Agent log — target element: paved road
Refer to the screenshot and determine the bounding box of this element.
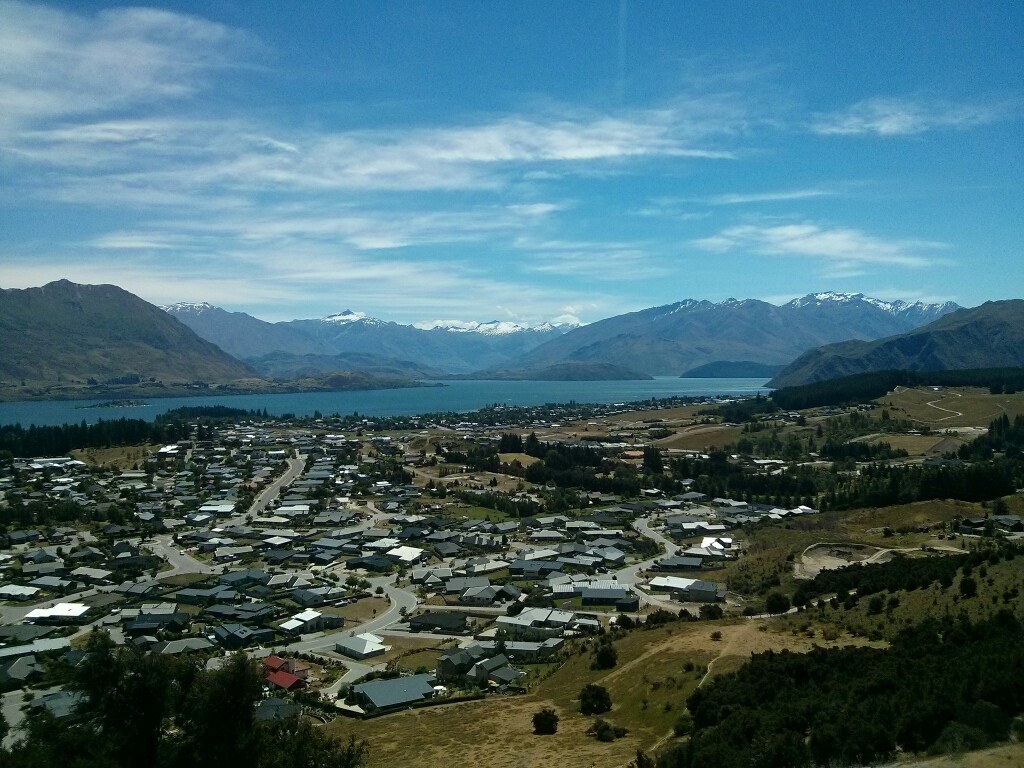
[247,456,306,518]
[149,535,214,577]
[613,515,685,610]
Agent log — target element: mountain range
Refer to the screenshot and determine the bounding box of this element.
[164,292,961,379]
[482,293,961,377]
[769,300,1024,387]
[5,280,1004,399]
[164,303,574,376]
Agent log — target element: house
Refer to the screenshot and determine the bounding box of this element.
[495,607,578,639]
[350,673,435,712]
[265,669,306,690]
[279,609,342,635]
[648,575,726,602]
[407,611,468,634]
[212,623,275,649]
[255,698,301,721]
[151,637,215,655]
[335,632,387,659]
[653,555,704,571]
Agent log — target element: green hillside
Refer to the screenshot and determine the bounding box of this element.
[0,280,254,385]
[770,301,1024,387]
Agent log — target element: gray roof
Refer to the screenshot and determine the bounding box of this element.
[352,673,435,709]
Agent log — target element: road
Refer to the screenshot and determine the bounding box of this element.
[614,515,686,610]
[246,456,306,518]
[148,536,214,577]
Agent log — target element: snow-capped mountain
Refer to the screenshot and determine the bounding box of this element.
[492,292,962,377]
[160,301,217,314]
[785,291,958,322]
[414,319,579,335]
[164,293,961,379]
[163,303,574,374]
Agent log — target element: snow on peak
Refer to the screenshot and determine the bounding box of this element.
[414,319,527,334]
[786,292,955,315]
[162,302,217,314]
[322,309,370,324]
[414,319,574,334]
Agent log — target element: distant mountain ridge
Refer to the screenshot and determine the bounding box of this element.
[488,292,961,377]
[1,281,254,384]
[164,303,575,374]
[768,300,1024,387]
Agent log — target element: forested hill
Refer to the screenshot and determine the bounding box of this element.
[769,300,1024,388]
[0,281,254,384]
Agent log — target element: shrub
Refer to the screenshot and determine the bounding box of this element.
[592,638,618,670]
[765,592,791,615]
[580,683,612,715]
[532,707,559,735]
[587,718,628,742]
[673,713,693,737]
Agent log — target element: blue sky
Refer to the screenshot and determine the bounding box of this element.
[1,1,1021,325]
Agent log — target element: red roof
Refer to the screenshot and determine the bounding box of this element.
[263,655,287,671]
[265,670,304,690]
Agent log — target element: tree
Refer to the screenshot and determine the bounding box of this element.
[765,592,791,615]
[593,638,618,670]
[532,707,559,735]
[580,683,612,715]
[959,576,978,599]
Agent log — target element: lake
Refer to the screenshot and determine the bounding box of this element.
[0,377,771,427]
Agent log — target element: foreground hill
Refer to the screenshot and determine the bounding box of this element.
[0,281,254,384]
[490,293,959,377]
[769,300,1024,387]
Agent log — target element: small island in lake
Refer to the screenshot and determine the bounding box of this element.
[76,399,150,409]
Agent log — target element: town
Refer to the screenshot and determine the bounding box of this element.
[1,386,1022,766]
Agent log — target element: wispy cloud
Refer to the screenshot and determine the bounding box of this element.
[0,3,253,135]
[811,96,1014,136]
[692,222,949,273]
[703,188,833,205]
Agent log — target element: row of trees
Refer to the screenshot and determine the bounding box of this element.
[0,406,266,457]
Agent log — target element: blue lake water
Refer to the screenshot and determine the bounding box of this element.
[0,377,771,427]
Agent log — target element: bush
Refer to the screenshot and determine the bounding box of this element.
[699,604,724,620]
[587,718,628,742]
[959,576,978,599]
[673,713,693,737]
[765,592,791,615]
[532,707,559,735]
[710,631,722,641]
[580,683,612,715]
[592,638,618,670]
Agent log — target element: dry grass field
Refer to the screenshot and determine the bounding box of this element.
[324,596,391,625]
[325,620,878,768]
[897,743,1024,768]
[656,424,744,451]
[882,387,1024,428]
[72,443,156,468]
[868,432,951,456]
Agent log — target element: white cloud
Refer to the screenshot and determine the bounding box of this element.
[811,96,1013,136]
[703,189,832,205]
[0,3,252,135]
[692,222,948,271]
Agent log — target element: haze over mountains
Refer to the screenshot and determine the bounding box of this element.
[164,302,574,377]
[9,280,1021,398]
[164,292,961,380]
